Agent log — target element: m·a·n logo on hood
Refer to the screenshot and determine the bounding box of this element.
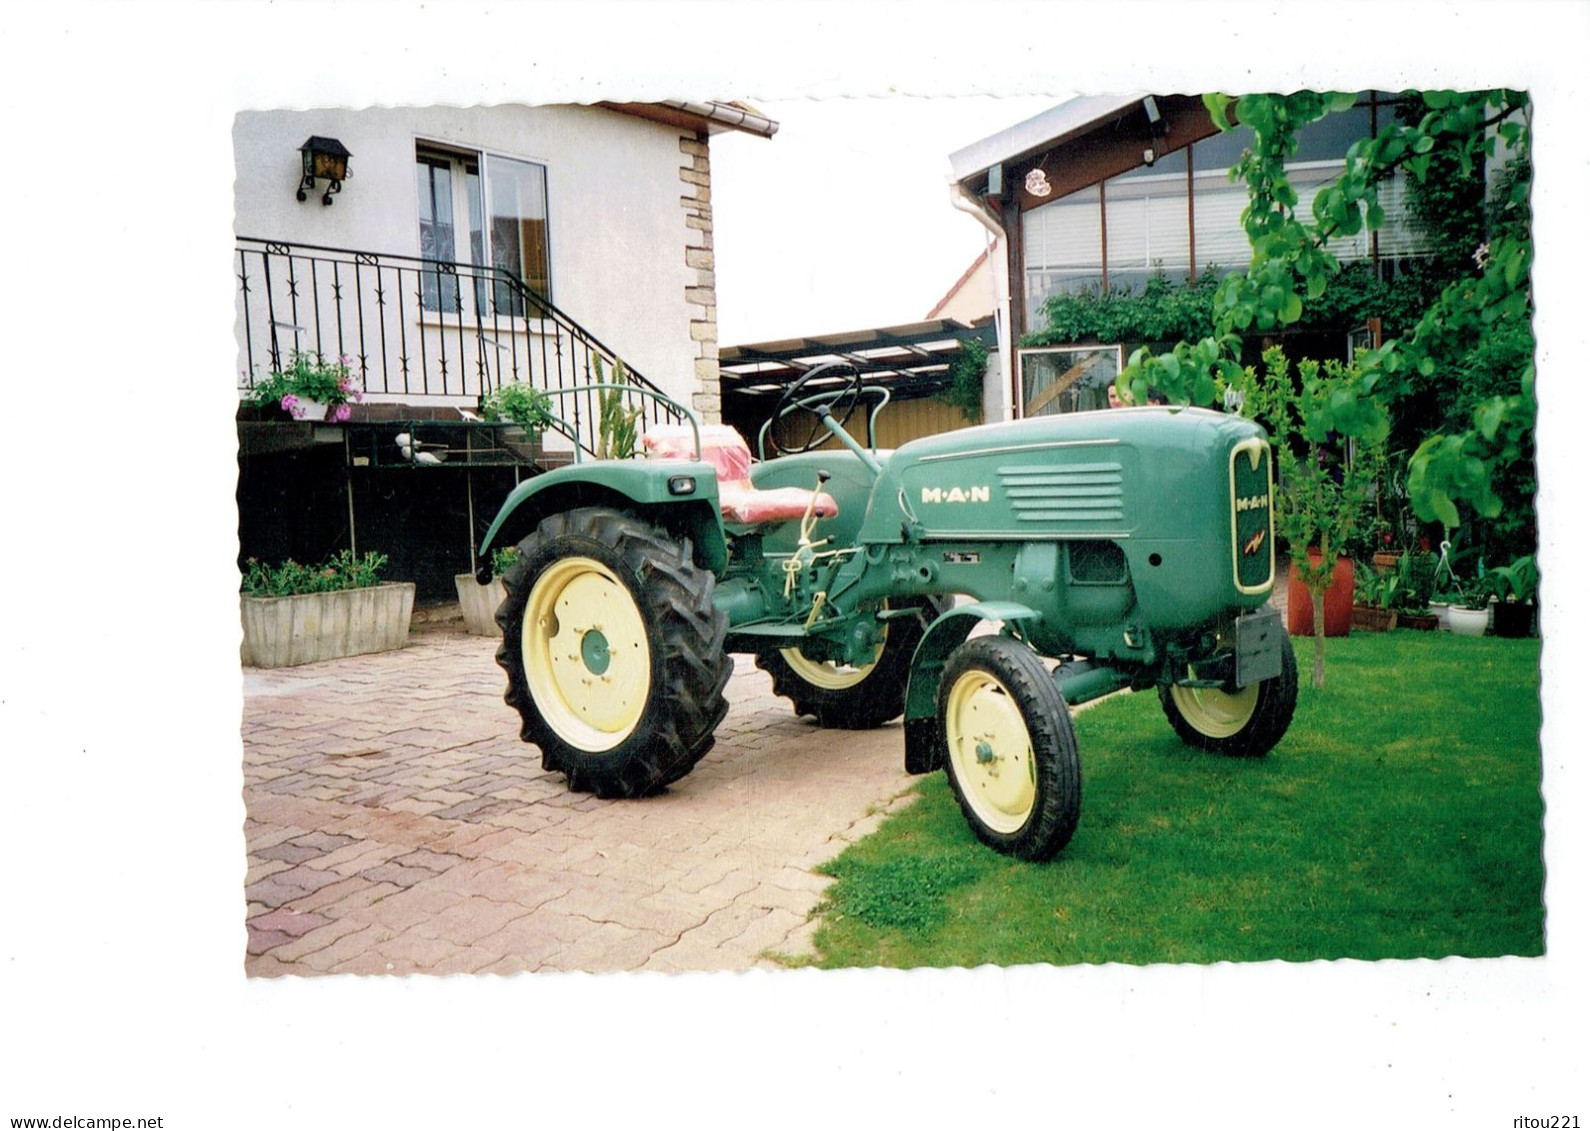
[921,486,991,504]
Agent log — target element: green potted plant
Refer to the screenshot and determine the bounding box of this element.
[480,380,554,461]
[1483,554,1538,638]
[240,550,413,667]
[243,351,364,421]
[1392,549,1440,631]
[1351,562,1399,632]
[455,546,519,637]
[592,355,643,461]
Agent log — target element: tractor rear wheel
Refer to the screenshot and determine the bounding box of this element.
[939,635,1081,862]
[495,507,731,797]
[1158,639,1298,757]
[756,596,946,729]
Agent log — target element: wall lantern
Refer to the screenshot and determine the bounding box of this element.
[297,136,352,206]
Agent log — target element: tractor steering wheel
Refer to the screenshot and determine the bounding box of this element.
[768,361,864,455]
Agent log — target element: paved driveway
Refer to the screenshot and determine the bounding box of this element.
[243,625,920,975]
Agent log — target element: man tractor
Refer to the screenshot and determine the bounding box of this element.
[472,364,1297,861]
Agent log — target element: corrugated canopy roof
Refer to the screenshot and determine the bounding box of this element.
[719,318,996,403]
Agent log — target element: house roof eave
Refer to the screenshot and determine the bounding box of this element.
[948,93,1145,186]
[599,100,779,139]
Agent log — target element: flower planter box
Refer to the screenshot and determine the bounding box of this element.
[1351,605,1398,633]
[1399,612,1440,632]
[455,574,507,637]
[241,582,415,668]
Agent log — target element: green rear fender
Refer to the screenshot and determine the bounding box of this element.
[477,462,729,576]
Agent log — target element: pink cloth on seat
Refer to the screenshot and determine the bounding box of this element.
[641,425,839,525]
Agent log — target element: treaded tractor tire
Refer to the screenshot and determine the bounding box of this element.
[939,635,1081,862]
[755,596,948,729]
[495,506,731,798]
[1157,637,1298,758]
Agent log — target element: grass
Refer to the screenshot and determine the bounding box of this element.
[809,631,1545,968]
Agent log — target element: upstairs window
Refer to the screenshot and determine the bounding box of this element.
[416,145,551,317]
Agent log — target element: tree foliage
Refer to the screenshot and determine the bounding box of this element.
[1119,90,1534,530]
[935,337,989,422]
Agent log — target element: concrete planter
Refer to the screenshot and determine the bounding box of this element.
[1448,606,1490,637]
[241,582,415,668]
[455,574,507,637]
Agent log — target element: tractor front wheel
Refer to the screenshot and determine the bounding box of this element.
[495,507,731,797]
[1158,639,1298,757]
[939,636,1081,861]
[756,597,946,729]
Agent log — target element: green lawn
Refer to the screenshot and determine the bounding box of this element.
[806,632,1545,968]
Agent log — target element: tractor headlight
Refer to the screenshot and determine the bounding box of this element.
[667,475,697,496]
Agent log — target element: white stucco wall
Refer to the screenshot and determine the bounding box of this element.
[233,105,703,409]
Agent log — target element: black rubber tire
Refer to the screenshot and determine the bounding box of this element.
[755,596,948,729]
[495,507,731,798]
[1157,638,1298,757]
[939,635,1082,862]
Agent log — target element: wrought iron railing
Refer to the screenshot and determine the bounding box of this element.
[235,237,685,457]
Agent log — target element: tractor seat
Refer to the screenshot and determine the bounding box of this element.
[641,424,838,526]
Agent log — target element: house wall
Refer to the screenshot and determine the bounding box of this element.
[233,105,714,415]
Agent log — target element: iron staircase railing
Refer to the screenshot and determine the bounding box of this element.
[235,237,686,460]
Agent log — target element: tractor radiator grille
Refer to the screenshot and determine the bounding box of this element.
[998,462,1125,524]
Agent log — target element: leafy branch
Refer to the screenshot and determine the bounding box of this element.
[1120,90,1533,528]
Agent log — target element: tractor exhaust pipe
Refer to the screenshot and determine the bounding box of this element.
[1053,660,1134,707]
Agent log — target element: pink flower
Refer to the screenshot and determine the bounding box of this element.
[331,403,352,422]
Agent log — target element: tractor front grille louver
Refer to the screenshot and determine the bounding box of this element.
[998,462,1125,525]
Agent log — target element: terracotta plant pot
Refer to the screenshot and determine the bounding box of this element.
[1287,551,1354,638]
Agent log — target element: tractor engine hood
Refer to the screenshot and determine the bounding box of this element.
[857,406,1268,547]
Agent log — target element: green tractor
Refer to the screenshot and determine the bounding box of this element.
[473,364,1296,861]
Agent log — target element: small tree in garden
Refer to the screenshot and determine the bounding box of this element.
[1230,347,1386,689]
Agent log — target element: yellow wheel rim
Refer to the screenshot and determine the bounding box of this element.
[1169,681,1259,739]
[780,625,887,691]
[945,668,1037,835]
[521,556,650,752]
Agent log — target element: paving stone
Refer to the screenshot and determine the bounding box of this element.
[543,922,673,973]
[248,907,332,938]
[268,918,367,963]
[246,926,297,955]
[410,898,535,946]
[265,866,345,896]
[377,928,477,970]
[291,830,359,853]
[291,923,397,972]
[358,862,440,888]
[390,848,466,874]
[310,880,403,921]
[253,841,326,866]
[245,875,309,909]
